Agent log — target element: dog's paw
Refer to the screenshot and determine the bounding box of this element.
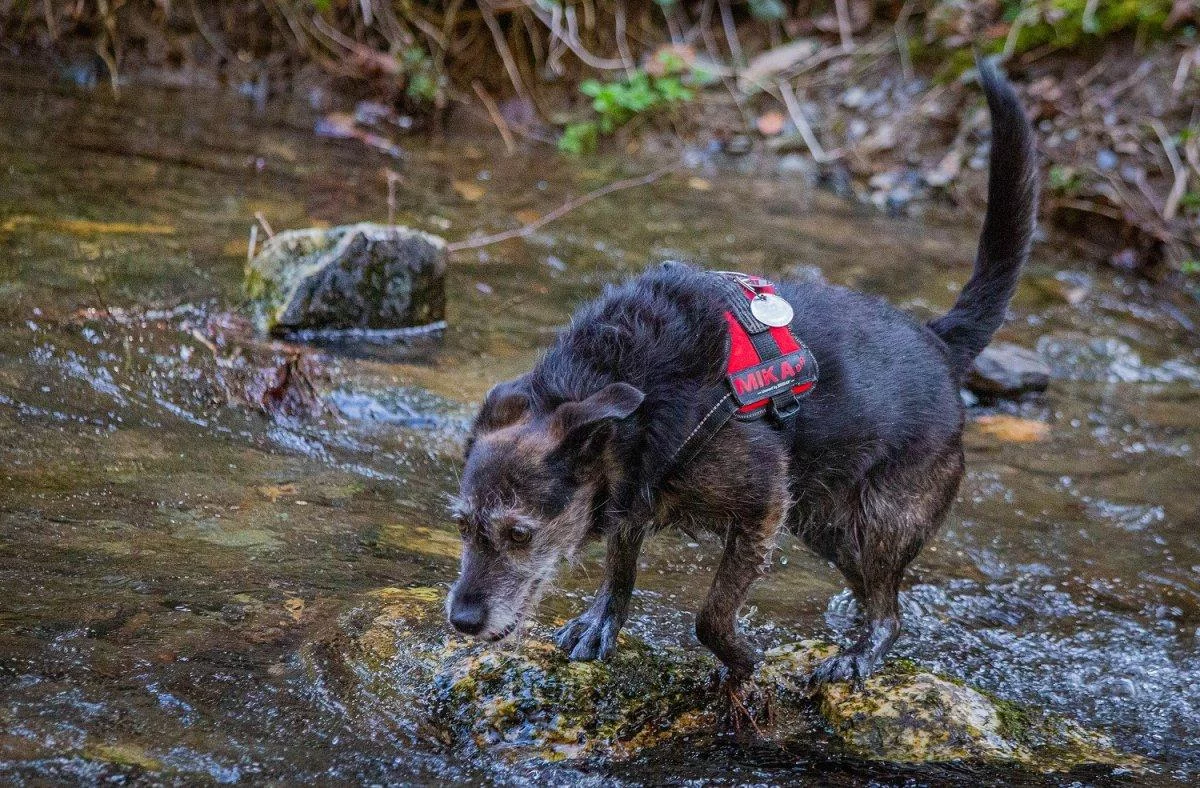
[806,651,877,689]
[554,611,619,661]
[716,673,774,737]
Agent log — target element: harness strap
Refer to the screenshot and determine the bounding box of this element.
[665,270,818,476]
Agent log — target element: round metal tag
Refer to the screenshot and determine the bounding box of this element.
[750,293,794,327]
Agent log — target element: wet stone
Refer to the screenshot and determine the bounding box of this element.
[245,223,446,337]
[967,342,1051,398]
[320,587,1144,774]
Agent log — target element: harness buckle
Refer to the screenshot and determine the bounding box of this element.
[770,391,801,421]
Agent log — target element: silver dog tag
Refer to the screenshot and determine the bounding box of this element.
[750,293,794,327]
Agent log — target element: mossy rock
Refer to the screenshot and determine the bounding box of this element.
[323,587,1145,774]
[245,223,446,336]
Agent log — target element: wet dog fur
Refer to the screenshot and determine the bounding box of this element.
[447,59,1038,689]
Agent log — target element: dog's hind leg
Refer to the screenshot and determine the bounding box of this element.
[555,527,644,661]
[808,445,964,686]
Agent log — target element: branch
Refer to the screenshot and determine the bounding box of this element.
[447,163,681,253]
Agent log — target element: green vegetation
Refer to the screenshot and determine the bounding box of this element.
[559,52,700,155]
[998,0,1180,54]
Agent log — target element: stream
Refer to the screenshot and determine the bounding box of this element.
[1,63,1198,785]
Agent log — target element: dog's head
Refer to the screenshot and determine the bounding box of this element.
[446,376,643,640]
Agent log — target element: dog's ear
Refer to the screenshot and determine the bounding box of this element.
[551,382,644,435]
[548,383,643,465]
[476,374,532,432]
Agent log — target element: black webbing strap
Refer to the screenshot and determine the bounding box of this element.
[665,272,805,474]
[669,388,739,473]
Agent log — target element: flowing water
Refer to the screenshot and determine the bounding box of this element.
[1,64,1198,785]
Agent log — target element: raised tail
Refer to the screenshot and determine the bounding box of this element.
[928,57,1039,375]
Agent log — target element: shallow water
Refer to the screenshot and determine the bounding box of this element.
[1,64,1198,785]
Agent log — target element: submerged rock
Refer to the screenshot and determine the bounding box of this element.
[245,223,446,337]
[967,342,1051,398]
[317,587,1143,774]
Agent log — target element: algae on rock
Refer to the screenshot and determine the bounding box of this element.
[245,223,446,336]
[321,586,1144,775]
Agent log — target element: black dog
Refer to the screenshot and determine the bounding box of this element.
[446,59,1038,692]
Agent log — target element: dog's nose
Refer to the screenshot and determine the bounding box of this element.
[448,593,487,635]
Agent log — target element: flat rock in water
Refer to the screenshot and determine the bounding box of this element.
[313,587,1143,774]
[968,342,1051,398]
[245,223,446,337]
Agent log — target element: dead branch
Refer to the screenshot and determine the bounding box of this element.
[447,163,681,253]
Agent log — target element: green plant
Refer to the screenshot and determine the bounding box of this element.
[400,46,440,104]
[558,122,600,156]
[1047,164,1085,195]
[558,52,697,154]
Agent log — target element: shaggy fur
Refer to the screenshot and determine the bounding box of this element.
[447,58,1039,688]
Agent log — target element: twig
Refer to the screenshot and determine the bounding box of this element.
[1151,119,1188,221]
[42,0,58,39]
[255,212,275,239]
[481,1,528,101]
[472,80,516,154]
[895,1,914,84]
[614,3,635,74]
[446,163,681,253]
[522,0,626,71]
[89,279,112,321]
[386,170,401,225]
[1082,0,1101,33]
[833,0,855,52]
[1002,3,1029,59]
[717,0,744,66]
[775,79,835,163]
[248,223,259,262]
[1173,46,1198,96]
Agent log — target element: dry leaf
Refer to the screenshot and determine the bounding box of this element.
[257,483,298,502]
[973,415,1050,443]
[514,209,541,224]
[452,180,485,201]
[687,177,712,191]
[756,111,786,137]
[283,597,305,622]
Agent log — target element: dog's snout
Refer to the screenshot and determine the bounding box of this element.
[448,591,488,635]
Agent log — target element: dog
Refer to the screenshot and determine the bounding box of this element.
[446,58,1038,692]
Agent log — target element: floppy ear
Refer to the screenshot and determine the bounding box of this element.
[475,374,532,431]
[550,382,644,439]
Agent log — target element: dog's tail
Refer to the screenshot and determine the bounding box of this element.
[928,57,1038,376]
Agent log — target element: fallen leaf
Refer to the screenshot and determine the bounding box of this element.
[283,597,305,622]
[756,110,786,137]
[514,209,541,224]
[687,177,713,191]
[452,180,485,201]
[257,483,298,502]
[973,415,1050,443]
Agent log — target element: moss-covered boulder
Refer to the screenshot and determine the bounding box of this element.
[320,587,1144,774]
[245,223,446,336]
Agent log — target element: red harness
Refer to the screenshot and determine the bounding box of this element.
[667,271,818,472]
[722,278,816,415]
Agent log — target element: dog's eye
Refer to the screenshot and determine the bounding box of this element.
[508,525,532,545]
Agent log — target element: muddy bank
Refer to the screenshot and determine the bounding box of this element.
[5,3,1199,282]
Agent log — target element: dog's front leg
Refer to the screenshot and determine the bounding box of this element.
[555,526,644,661]
[695,517,780,682]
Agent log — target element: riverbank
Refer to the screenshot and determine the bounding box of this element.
[3,2,1198,291]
